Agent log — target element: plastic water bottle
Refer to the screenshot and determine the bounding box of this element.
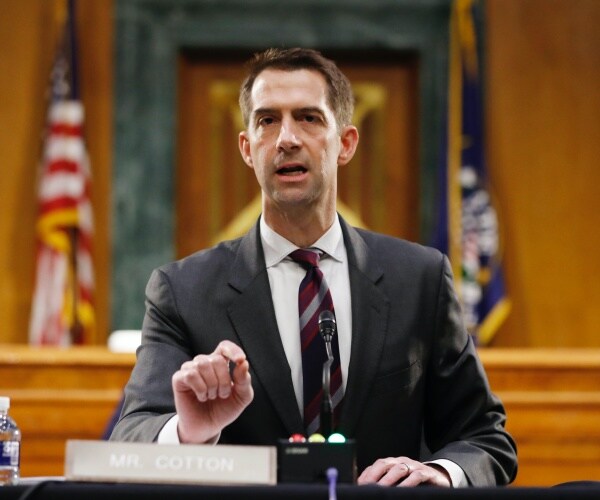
[0,397,20,486]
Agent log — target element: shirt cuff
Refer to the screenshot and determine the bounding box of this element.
[156,414,221,445]
[427,459,468,488]
[157,415,181,444]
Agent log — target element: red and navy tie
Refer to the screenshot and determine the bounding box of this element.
[289,249,343,434]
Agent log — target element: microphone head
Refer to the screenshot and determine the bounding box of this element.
[318,310,336,341]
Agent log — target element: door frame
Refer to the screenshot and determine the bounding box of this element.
[112,0,451,329]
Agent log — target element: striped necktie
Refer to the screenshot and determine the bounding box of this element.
[289,249,343,435]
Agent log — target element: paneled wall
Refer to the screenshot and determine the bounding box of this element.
[0,0,599,346]
[486,0,600,346]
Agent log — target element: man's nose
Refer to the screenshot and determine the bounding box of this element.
[276,119,301,152]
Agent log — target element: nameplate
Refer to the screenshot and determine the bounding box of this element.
[64,440,276,485]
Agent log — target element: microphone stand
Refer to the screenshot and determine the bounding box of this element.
[319,310,336,438]
[321,334,334,438]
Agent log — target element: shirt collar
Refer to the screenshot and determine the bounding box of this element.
[260,214,345,268]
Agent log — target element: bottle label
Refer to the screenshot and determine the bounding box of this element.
[0,441,20,467]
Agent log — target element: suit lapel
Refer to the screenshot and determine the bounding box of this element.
[338,219,390,437]
[226,222,303,434]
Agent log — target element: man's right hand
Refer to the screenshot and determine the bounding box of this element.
[171,340,254,444]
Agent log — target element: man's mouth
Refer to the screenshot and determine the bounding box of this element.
[276,164,307,176]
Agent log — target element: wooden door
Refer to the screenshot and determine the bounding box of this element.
[176,51,419,257]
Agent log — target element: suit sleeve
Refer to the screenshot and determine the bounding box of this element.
[109,268,192,442]
[424,255,518,486]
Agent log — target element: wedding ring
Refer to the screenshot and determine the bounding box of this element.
[402,462,411,474]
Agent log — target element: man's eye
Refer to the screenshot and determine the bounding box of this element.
[303,115,317,123]
[258,117,274,126]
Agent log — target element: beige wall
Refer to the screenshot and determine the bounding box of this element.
[0,0,598,346]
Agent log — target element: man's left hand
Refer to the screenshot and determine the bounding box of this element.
[357,457,452,487]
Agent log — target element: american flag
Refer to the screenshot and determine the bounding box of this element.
[29,0,95,345]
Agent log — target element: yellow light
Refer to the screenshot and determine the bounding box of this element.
[308,433,326,443]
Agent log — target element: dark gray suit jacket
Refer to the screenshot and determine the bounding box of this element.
[111,217,517,486]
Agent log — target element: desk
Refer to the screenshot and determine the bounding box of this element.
[1,482,600,500]
[0,346,135,476]
[2,346,600,485]
[479,348,600,486]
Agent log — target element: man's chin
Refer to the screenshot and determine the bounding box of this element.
[270,188,319,208]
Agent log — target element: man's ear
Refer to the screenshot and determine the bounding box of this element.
[238,131,253,168]
[337,125,359,166]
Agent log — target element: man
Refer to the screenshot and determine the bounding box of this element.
[111,48,517,487]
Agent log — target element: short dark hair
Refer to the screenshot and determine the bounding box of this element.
[239,48,354,131]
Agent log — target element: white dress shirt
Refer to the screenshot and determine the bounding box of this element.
[260,215,352,412]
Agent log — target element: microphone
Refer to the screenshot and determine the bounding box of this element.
[318,310,336,437]
[319,310,336,343]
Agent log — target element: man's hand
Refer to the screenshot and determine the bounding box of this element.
[358,457,452,487]
[171,340,254,443]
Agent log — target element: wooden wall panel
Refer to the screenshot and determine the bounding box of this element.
[0,1,53,344]
[485,0,600,346]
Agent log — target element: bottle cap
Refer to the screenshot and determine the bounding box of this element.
[0,397,9,411]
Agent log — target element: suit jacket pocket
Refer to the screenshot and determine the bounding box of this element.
[370,360,421,396]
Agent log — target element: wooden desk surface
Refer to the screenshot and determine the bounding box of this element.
[1,345,599,486]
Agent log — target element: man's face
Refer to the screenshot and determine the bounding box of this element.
[239,69,355,214]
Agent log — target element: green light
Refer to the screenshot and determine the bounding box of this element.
[327,433,346,443]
